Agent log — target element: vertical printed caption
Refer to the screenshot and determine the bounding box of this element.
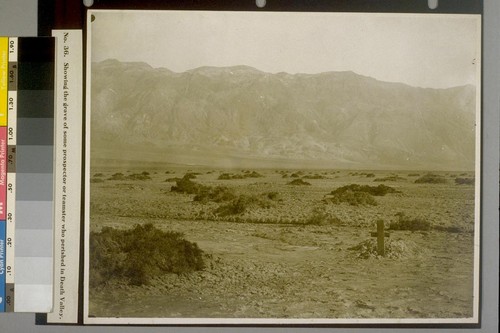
[48,30,82,324]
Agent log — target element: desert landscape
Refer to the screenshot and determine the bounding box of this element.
[88,164,476,319]
[85,50,479,320]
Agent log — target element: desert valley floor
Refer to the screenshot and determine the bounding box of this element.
[88,166,476,320]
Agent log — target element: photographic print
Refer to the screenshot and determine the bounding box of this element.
[84,10,481,325]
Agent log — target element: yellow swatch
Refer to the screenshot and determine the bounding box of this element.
[0,37,8,126]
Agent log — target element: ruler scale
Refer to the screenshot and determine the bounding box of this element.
[5,36,18,312]
[0,36,8,313]
[14,37,55,313]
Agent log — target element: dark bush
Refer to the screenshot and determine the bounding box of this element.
[302,174,326,179]
[193,186,236,203]
[183,172,198,180]
[127,173,152,180]
[325,190,378,206]
[218,173,244,180]
[374,175,406,182]
[108,172,126,181]
[455,177,474,185]
[287,179,311,186]
[89,223,205,287]
[304,207,343,226]
[218,171,263,180]
[264,191,281,201]
[165,177,182,182]
[433,225,464,233]
[93,173,104,177]
[171,174,206,194]
[389,212,431,231]
[414,174,447,184]
[214,194,273,216]
[330,184,399,197]
[290,171,304,178]
[90,178,105,183]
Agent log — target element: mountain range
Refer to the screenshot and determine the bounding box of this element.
[90,59,477,170]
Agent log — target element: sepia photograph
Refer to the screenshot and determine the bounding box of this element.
[83,10,481,324]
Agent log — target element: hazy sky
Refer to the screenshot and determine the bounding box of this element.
[89,10,481,89]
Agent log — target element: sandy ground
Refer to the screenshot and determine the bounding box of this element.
[88,168,476,320]
[89,221,474,319]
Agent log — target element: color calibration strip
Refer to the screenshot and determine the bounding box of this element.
[5,37,18,312]
[14,37,55,313]
[0,37,7,312]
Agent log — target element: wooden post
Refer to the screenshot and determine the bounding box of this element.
[371,220,389,256]
[376,220,385,256]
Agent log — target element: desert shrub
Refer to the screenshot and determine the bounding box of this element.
[325,184,400,206]
[141,171,150,176]
[165,177,182,182]
[93,173,104,177]
[108,172,126,181]
[89,223,204,287]
[455,177,474,185]
[171,174,206,194]
[365,173,375,177]
[290,171,304,178]
[407,173,420,177]
[389,212,431,231]
[90,178,105,183]
[302,174,326,179]
[326,190,378,206]
[348,238,426,259]
[193,186,236,203]
[282,174,289,178]
[264,191,281,201]
[287,179,311,186]
[374,175,406,182]
[214,194,273,216]
[433,225,463,233]
[414,173,447,184]
[183,172,198,180]
[330,184,399,197]
[304,207,343,226]
[127,173,151,180]
[215,195,252,216]
[218,171,263,180]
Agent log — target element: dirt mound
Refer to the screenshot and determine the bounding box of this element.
[348,239,427,259]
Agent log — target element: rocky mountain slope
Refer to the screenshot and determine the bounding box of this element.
[90,59,476,170]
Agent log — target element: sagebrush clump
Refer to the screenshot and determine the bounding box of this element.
[304,207,343,226]
[287,179,311,186]
[89,223,205,287]
[373,175,406,182]
[454,177,474,185]
[388,212,431,231]
[214,194,274,216]
[171,174,205,194]
[414,173,447,184]
[323,183,399,206]
[193,185,236,203]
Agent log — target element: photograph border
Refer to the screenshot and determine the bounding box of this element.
[82,8,482,326]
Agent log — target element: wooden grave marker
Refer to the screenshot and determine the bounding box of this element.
[370,220,390,256]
